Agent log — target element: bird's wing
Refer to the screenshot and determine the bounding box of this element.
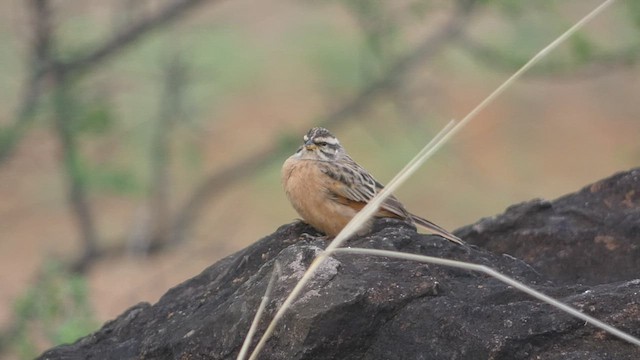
[319,157,466,246]
[318,156,409,218]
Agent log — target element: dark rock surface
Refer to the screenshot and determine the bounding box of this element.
[457,168,640,286]
[39,168,640,359]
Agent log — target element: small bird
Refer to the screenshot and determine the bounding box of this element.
[282,127,465,245]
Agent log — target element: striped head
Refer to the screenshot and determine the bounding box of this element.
[295,127,344,161]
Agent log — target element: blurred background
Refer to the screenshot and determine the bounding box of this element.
[0,0,639,358]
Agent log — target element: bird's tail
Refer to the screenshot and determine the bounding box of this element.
[410,214,465,246]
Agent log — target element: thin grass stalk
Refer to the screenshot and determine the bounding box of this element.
[332,247,640,347]
[247,121,456,360]
[248,1,618,358]
[237,262,281,360]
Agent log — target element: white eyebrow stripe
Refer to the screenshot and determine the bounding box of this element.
[313,136,339,145]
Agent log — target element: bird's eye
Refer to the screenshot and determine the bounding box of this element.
[316,141,328,147]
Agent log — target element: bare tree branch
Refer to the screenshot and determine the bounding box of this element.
[165,145,276,247]
[52,79,101,273]
[458,33,640,78]
[140,53,188,252]
[0,0,221,167]
[164,0,478,247]
[0,0,53,164]
[59,0,224,76]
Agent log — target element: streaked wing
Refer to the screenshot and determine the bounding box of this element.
[319,155,466,246]
[319,156,409,219]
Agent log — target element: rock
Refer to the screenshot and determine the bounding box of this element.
[457,168,640,286]
[39,168,640,359]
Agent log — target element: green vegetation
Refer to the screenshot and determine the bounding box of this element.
[9,261,97,359]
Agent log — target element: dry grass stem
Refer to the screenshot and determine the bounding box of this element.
[237,262,281,360]
[248,120,457,360]
[451,0,617,133]
[248,1,620,358]
[333,247,640,347]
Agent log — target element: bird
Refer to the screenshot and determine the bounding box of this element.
[281,127,465,245]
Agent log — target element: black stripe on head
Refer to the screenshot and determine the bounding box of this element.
[306,127,339,146]
[307,127,334,140]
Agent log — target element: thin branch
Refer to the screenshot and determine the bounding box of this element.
[0,0,53,165]
[1,0,220,167]
[52,79,100,273]
[58,0,224,76]
[144,53,187,251]
[167,145,278,246]
[458,33,640,78]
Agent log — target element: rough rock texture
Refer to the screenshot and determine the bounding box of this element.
[457,168,640,286]
[40,168,640,360]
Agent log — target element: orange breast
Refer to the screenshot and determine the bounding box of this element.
[282,157,358,236]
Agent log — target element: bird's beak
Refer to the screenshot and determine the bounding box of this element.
[304,140,316,151]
